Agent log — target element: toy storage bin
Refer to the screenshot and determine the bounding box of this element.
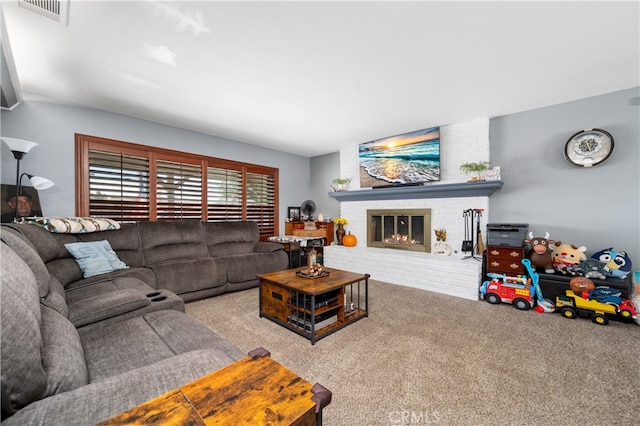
[538,272,633,301]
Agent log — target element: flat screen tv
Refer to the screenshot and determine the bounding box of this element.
[359,126,440,188]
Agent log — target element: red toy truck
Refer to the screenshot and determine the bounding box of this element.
[479,273,536,310]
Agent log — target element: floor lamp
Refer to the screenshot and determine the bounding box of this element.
[2,137,55,221]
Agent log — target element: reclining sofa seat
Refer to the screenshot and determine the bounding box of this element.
[136,220,288,301]
[1,228,245,425]
[137,221,227,302]
[1,224,183,332]
[203,221,289,291]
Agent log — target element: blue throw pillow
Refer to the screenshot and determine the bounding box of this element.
[64,240,128,278]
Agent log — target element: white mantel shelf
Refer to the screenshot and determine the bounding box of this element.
[328,180,503,201]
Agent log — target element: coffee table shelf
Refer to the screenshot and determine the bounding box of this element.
[259,267,369,344]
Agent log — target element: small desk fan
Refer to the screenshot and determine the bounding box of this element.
[300,200,316,221]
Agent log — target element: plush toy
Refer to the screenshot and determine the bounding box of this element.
[524,232,555,273]
[591,248,633,279]
[571,259,607,280]
[551,242,587,275]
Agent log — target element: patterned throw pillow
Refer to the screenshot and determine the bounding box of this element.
[64,240,128,278]
[16,217,121,233]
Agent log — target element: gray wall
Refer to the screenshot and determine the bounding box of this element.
[309,151,340,221]
[489,86,639,259]
[0,94,311,233]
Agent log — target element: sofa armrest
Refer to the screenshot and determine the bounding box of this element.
[1,349,241,426]
[68,289,150,328]
[254,241,284,253]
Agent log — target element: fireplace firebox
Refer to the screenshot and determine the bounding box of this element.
[367,209,431,252]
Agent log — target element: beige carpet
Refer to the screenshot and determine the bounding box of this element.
[186,280,639,426]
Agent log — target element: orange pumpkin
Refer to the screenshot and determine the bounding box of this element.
[342,232,357,247]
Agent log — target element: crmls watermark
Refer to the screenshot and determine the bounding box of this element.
[388,410,441,424]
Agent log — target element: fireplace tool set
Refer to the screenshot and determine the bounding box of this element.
[462,208,484,261]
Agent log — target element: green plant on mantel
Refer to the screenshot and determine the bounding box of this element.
[332,177,351,185]
[331,177,351,192]
[459,162,490,182]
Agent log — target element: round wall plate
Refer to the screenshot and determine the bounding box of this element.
[564,128,614,167]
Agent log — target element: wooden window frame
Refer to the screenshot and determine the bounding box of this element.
[75,134,279,238]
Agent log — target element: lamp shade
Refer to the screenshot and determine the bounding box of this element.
[27,175,55,190]
[1,137,38,154]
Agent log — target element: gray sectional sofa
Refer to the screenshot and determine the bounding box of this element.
[0,220,290,424]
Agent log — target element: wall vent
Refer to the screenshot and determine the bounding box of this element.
[18,0,69,25]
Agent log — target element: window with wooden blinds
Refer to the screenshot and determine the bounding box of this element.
[207,166,243,222]
[246,171,276,238]
[76,134,279,237]
[156,159,203,220]
[87,150,150,222]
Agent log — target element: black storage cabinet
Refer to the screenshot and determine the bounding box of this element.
[537,273,633,301]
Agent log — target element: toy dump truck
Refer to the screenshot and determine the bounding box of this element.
[555,289,637,325]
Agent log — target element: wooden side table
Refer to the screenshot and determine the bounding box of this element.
[285,221,334,245]
[98,348,331,425]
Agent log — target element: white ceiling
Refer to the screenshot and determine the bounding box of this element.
[2,1,639,157]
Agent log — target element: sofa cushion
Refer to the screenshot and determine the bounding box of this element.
[65,267,158,292]
[77,223,144,267]
[203,221,259,257]
[0,228,51,298]
[64,240,129,278]
[80,310,241,383]
[0,349,244,426]
[40,305,88,396]
[5,223,77,263]
[151,257,227,295]
[46,257,85,288]
[138,221,208,265]
[0,243,47,410]
[224,251,289,283]
[68,289,151,328]
[43,276,69,318]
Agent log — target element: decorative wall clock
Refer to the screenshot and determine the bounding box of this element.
[564,128,614,167]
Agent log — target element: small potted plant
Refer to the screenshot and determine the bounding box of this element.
[331,177,351,191]
[460,161,490,182]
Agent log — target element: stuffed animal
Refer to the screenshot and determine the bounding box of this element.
[591,248,633,279]
[571,259,608,280]
[524,232,555,273]
[551,242,587,275]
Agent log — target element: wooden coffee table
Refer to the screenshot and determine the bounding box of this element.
[259,267,369,344]
[98,348,331,425]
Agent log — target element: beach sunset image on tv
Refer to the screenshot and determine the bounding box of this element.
[359,126,440,188]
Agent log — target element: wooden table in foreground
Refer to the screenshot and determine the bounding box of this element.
[98,348,332,426]
[259,267,369,344]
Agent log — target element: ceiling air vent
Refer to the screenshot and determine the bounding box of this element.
[18,0,69,25]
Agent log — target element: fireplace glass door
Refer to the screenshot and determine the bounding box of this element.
[367,209,431,252]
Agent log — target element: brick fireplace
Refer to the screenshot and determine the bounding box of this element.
[323,118,499,301]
